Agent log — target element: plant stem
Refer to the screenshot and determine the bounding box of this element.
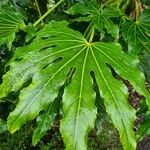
[67,67,75,79]
[35,0,43,25]
[103,0,113,6]
[1,99,15,104]
[33,0,64,27]
[135,0,139,21]
[89,26,95,43]
[84,23,92,37]
[85,28,92,41]
[122,0,130,12]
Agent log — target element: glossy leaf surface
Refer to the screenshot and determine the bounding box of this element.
[0,21,150,150]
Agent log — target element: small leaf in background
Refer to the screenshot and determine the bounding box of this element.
[139,46,150,81]
[0,118,7,134]
[142,0,150,5]
[47,0,55,9]
[137,111,150,141]
[65,0,121,38]
[0,0,10,8]
[122,9,150,54]
[0,8,26,49]
[32,100,58,146]
[25,23,37,42]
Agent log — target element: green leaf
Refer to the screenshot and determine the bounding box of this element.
[25,24,37,42]
[32,100,58,146]
[0,0,10,8]
[0,21,150,150]
[0,8,26,49]
[137,111,150,141]
[65,1,89,15]
[0,118,7,134]
[139,45,150,81]
[65,0,121,38]
[142,0,150,5]
[122,9,150,54]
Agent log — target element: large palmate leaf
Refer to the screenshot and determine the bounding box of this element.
[0,7,26,49]
[65,0,121,37]
[0,21,150,150]
[122,9,150,54]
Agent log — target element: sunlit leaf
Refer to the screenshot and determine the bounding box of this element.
[0,21,150,150]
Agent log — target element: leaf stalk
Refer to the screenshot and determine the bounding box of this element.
[135,0,139,21]
[33,0,64,27]
[84,23,92,37]
[35,0,43,25]
[89,26,95,43]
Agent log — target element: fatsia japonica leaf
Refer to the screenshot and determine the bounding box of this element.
[122,9,150,55]
[0,7,26,49]
[0,21,150,150]
[136,111,150,141]
[65,0,121,37]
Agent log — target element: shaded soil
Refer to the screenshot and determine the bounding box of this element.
[137,136,150,150]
